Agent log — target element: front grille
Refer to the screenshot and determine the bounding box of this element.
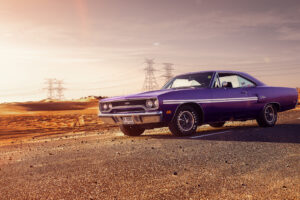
[100,98,157,113]
[113,107,145,113]
[112,99,146,107]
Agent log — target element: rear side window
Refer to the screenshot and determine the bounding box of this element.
[218,73,256,88]
[237,76,256,88]
[219,74,240,88]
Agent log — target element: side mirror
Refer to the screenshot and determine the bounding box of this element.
[222,81,228,88]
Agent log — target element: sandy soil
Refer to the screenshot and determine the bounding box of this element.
[0,100,118,145]
[0,109,299,199]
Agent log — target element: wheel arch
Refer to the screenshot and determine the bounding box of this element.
[172,103,204,124]
[257,102,279,127]
[265,102,281,112]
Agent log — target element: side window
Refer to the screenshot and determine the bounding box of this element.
[219,74,240,88]
[237,76,256,88]
[218,73,256,88]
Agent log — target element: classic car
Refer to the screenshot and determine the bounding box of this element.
[98,71,298,136]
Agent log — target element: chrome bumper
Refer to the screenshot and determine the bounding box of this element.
[98,111,163,125]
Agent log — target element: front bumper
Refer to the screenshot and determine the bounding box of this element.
[98,111,163,125]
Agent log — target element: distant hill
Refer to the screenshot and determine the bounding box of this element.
[18,101,98,111]
[0,96,107,114]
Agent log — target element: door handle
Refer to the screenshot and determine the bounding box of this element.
[241,90,248,95]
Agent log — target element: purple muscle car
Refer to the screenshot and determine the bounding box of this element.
[99,71,298,136]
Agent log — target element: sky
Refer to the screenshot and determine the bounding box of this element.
[0,0,300,102]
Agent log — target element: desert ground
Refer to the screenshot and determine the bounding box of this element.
[0,98,299,199]
[0,98,117,146]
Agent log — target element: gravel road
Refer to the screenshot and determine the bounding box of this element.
[0,111,299,200]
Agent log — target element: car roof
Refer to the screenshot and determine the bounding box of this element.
[176,70,266,86]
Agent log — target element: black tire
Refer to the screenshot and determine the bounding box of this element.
[169,105,200,136]
[120,125,145,136]
[256,104,278,127]
[209,122,226,128]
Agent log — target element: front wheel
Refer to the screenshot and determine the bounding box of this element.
[256,104,278,127]
[169,105,200,136]
[120,125,145,136]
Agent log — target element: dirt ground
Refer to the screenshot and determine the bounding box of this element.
[0,99,299,199]
[0,100,118,145]
[0,106,299,199]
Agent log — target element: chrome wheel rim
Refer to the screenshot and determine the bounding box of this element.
[177,111,195,131]
[265,106,275,123]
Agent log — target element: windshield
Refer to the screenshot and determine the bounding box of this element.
[162,72,214,89]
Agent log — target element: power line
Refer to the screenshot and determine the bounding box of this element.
[142,59,159,91]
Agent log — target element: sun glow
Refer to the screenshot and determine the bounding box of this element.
[0,0,299,103]
[74,0,90,39]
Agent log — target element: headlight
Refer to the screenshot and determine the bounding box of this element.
[146,99,154,108]
[108,103,113,109]
[146,99,159,109]
[103,103,108,110]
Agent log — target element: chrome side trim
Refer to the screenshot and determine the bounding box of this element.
[163,97,258,105]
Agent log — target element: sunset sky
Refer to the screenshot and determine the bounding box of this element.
[0,0,300,102]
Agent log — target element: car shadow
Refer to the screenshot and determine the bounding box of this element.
[141,123,300,144]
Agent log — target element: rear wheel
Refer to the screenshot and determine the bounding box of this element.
[120,125,145,136]
[209,122,226,128]
[256,104,277,127]
[169,105,199,136]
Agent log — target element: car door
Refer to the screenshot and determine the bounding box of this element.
[238,77,260,118]
[210,73,252,121]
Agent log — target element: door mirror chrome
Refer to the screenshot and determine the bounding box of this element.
[222,81,228,88]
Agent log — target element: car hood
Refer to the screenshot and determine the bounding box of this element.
[100,88,208,102]
[100,89,172,102]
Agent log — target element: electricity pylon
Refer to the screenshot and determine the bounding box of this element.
[162,63,174,83]
[142,59,159,91]
[44,78,56,100]
[55,80,65,100]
